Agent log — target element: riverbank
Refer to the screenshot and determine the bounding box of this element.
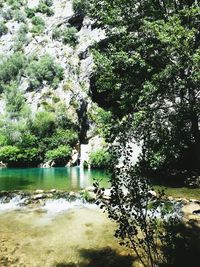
[0,188,200,223]
[0,189,200,267]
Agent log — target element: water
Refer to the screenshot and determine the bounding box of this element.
[0,167,109,191]
[0,207,134,267]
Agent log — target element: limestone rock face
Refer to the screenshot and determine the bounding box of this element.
[0,0,105,142]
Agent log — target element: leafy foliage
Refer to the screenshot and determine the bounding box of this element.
[36,0,54,16]
[45,145,72,166]
[88,0,200,179]
[0,52,25,92]
[73,0,88,14]
[94,133,183,267]
[0,145,38,165]
[4,82,26,117]
[89,148,112,169]
[31,111,56,137]
[62,27,78,47]
[26,54,64,89]
[0,20,8,37]
[31,16,45,34]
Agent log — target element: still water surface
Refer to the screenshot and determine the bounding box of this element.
[0,167,109,191]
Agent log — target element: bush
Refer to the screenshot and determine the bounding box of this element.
[45,145,72,166]
[62,27,78,47]
[26,54,64,89]
[0,145,39,165]
[0,21,8,37]
[36,0,54,16]
[31,16,45,34]
[49,129,78,149]
[89,148,112,169]
[25,7,36,18]
[52,27,61,40]
[0,52,25,91]
[13,23,29,51]
[6,0,24,9]
[1,9,13,21]
[4,82,26,117]
[13,10,27,23]
[0,145,21,163]
[72,0,87,14]
[32,111,56,137]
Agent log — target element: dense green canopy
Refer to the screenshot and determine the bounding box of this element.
[87,0,200,178]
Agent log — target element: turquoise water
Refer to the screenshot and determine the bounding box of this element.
[0,167,109,191]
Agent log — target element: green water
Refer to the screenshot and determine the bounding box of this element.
[0,167,109,191]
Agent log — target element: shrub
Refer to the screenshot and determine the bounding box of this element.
[45,145,72,166]
[6,0,24,9]
[32,111,56,137]
[0,52,25,91]
[1,9,13,21]
[89,148,112,169]
[52,27,61,40]
[36,0,54,16]
[31,16,45,26]
[62,27,78,47]
[25,7,36,18]
[0,145,39,165]
[13,10,27,23]
[31,16,45,34]
[43,0,53,6]
[13,23,29,51]
[0,21,8,37]
[0,145,21,163]
[4,82,26,117]
[26,54,64,89]
[49,129,78,149]
[72,0,87,14]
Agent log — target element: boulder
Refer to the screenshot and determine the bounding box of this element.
[189,199,200,204]
[32,194,45,200]
[49,189,57,193]
[182,203,200,221]
[35,189,44,194]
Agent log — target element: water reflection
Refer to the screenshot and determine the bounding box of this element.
[0,167,109,191]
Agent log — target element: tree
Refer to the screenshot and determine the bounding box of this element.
[88,0,200,179]
[89,148,112,169]
[45,145,72,166]
[87,1,200,266]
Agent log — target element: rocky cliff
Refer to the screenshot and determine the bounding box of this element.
[0,0,105,166]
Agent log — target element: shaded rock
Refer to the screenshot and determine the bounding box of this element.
[189,199,200,204]
[46,193,54,198]
[32,194,45,200]
[182,203,200,221]
[35,189,44,194]
[148,190,157,198]
[193,209,200,215]
[49,189,57,193]
[68,13,84,31]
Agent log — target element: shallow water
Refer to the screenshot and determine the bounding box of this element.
[0,167,109,191]
[0,205,136,267]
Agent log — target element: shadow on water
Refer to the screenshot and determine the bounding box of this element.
[55,220,200,267]
[55,247,136,267]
